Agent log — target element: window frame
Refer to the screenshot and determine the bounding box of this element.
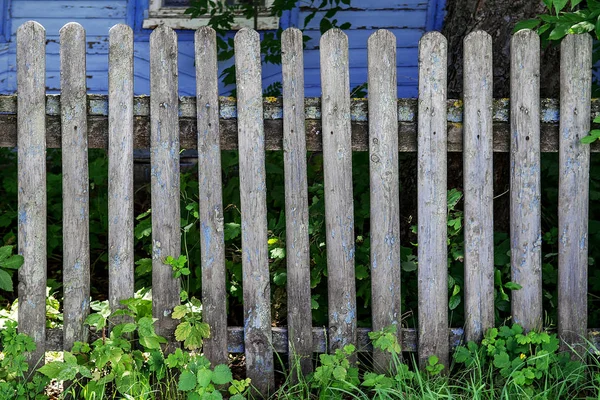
[143,0,279,30]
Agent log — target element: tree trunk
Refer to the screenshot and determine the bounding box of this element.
[442,0,559,98]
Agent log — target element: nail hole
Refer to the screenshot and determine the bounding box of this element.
[525,136,529,141]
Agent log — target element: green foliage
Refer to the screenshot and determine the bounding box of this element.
[172,296,211,351]
[175,354,248,399]
[0,245,23,293]
[185,0,354,96]
[453,324,586,397]
[0,321,49,400]
[311,344,360,398]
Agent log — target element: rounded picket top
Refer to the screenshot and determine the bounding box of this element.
[464,30,491,48]
[17,20,45,37]
[109,23,133,39]
[195,25,216,44]
[234,27,260,47]
[282,26,302,45]
[419,30,447,50]
[368,28,396,47]
[59,21,85,38]
[320,28,348,48]
[150,24,177,44]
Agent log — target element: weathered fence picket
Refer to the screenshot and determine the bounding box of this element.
[10,21,600,398]
[16,21,47,368]
[195,26,228,367]
[281,27,313,378]
[367,29,401,371]
[462,31,494,343]
[60,22,90,351]
[558,33,592,352]
[417,31,449,368]
[108,24,134,315]
[235,28,275,395]
[510,29,542,332]
[149,26,181,343]
[320,29,358,354]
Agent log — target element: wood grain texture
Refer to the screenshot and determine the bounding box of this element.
[195,27,228,367]
[60,22,90,351]
[417,31,448,368]
[320,29,357,354]
[462,31,494,343]
[367,29,401,372]
[150,26,181,344]
[234,28,275,396]
[281,27,313,378]
[16,21,47,369]
[108,24,134,315]
[510,30,542,332]
[558,34,592,353]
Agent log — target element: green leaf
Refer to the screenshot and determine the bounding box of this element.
[172,305,188,320]
[0,245,13,262]
[548,23,572,40]
[196,368,213,388]
[224,223,241,240]
[38,362,66,379]
[270,247,285,259]
[84,313,106,330]
[449,294,461,310]
[0,268,13,292]
[333,366,347,380]
[552,0,569,13]
[1,254,24,270]
[504,282,522,290]
[178,370,197,391]
[401,260,417,272]
[212,364,233,385]
[175,321,193,342]
[514,19,540,32]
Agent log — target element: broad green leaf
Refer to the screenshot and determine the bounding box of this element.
[178,370,197,391]
[333,366,347,380]
[401,260,417,272]
[84,313,106,330]
[0,245,13,262]
[212,364,233,385]
[1,254,24,270]
[514,19,540,32]
[449,294,461,310]
[196,368,213,387]
[38,362,66,379]
[224,223,241,240]
[0,268,13,292]
[175,321,193,342]
[553,0,569,13]
[548,23,572,40]
[569,21,594,34]
[172,305,188,320]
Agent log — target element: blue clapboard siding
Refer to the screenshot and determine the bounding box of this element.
[0,0,446,96]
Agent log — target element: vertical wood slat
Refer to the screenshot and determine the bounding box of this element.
[234,28,275,396]
[368,29,401,371]
[510,29,542,332]
[558,33,592,352]
[462,31,494,343]
[150,26,181,342]
[195,26,228,366]
[108,24,134,314]
[60,22,90,351]
[17,21,47,368]
[417,31,448,368]
[281,27,313,377]
[320,29,357,354]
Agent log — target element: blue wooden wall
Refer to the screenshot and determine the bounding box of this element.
[1,0,446,96]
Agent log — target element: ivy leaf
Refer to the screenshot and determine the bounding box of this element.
[178,370,197,391]
[212,364,233,385]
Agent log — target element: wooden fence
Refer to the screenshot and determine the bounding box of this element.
[10,20,599,396]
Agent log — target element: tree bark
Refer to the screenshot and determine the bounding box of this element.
[442,0,559,98]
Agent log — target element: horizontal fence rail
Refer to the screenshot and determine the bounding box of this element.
[10,21,596,397]
[0,95,600,151]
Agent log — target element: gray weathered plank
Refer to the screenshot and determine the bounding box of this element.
[150,26,181,343]
[108,24,134,315]
[195,26,228,366]
[417,31,448,368]
[558,34,592,352]
[320,29,357,354]
[367,29,401,371]
[510,29,542,332]
[60,22,90,351]
[281,27,313,378]
[16,21,47,369]
[0,95,600,152]
[462,31,494,343]
[234,28,275,395]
